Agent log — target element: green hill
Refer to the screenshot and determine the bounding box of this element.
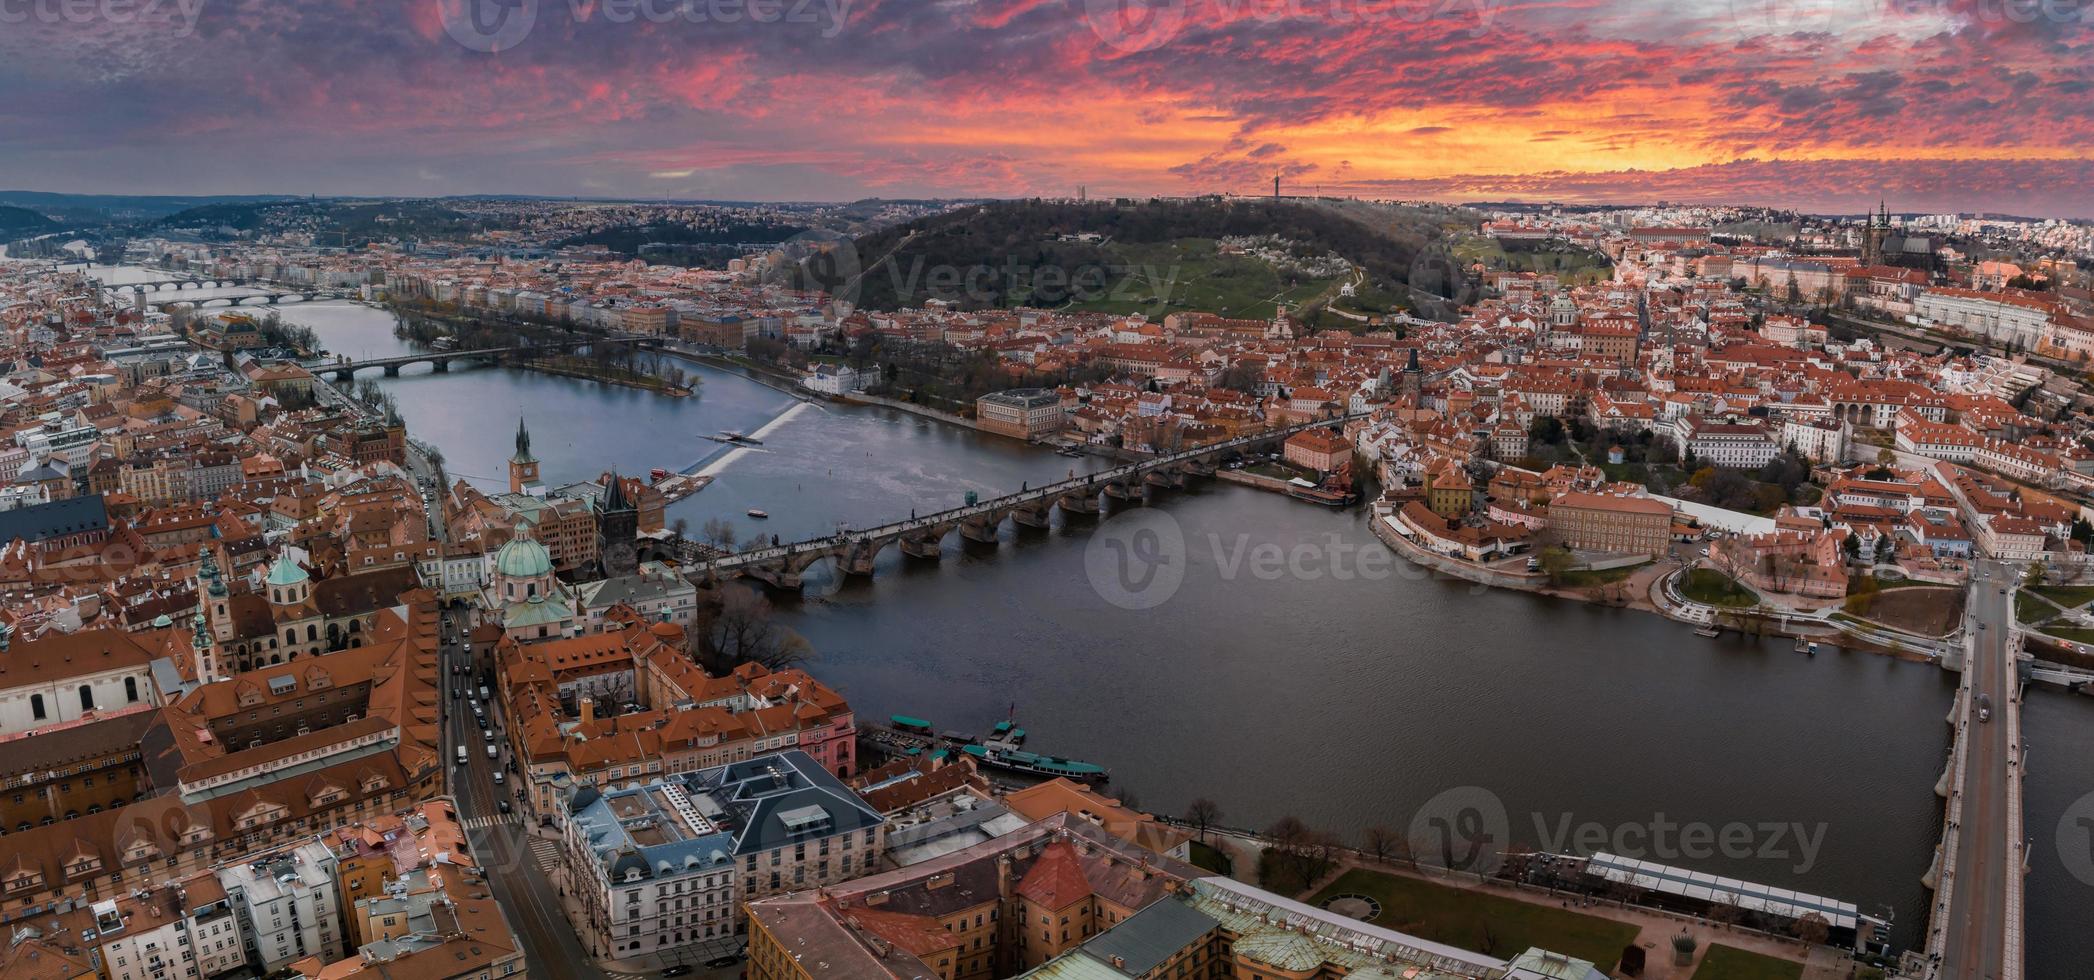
[802,198,1469,315]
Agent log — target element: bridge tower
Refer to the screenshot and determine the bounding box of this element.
[597,470,640,578]
[509,417,542,494]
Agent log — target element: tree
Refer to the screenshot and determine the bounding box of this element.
[699,517,738,553]
[669,517,689,544]
[1184,799,1221,843]
[2025,560,2048,590]
[1538,546,1575,586]
[696,588,810,672]
[1793,911,1831,946]
[1363,825,1401,864]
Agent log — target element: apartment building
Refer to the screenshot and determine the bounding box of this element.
[563,750,884,958]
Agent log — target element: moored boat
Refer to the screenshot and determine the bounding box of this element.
[962,743,1108,781]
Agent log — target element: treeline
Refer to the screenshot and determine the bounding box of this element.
[560,219,808,257]
[805,198,1445,311]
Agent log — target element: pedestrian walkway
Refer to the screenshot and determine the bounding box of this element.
[528,836,562,874]
[463,813,520,832]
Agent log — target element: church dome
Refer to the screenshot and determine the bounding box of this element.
[264,553,309,587]
[494,533,554,579]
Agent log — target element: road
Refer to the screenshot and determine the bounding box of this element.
[1939,561,2023,980]
[438,606,617,980]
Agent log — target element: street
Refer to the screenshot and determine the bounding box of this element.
[437,605,621,980]
[1939,561,2022,980]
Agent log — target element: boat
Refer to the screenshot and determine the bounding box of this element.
[747,509,769,519]
[1796,639,1819,656]
[720,430,764,445]
[961,742,1109,781]
[890,714,935,735]
[1056,446,1086,458]
[1286,461,1359,507]
[1694,625,1722,638]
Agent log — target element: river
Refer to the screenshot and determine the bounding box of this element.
[95,264,2094,965]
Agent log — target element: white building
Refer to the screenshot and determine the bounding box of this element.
[219,841,346,974]
[0,626,160,737]
[1671,414,1778,469]
[91,877,249,980]
[563,751,885,959]
[1916,288,2055,349]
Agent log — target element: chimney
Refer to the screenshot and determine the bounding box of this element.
[579,696,595,726]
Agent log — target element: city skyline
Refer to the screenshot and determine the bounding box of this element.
[3,0,2093,214]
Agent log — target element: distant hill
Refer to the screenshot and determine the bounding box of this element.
[803,198,1465,314]
[0,205,60,236]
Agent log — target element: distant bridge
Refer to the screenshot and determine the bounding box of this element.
[683,413,1366,589]
[313,334,668,379]
[146,290,349,311]
[105,277,262,292]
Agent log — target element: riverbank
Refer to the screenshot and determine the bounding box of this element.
[1369,511,1950,663]
[831,390,972,429]
[522,356,693,396]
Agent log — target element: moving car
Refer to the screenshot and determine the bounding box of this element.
[486,744,498,758]
[1978,693,1993,723]
[455,746,467,765]
[492,770,504,784]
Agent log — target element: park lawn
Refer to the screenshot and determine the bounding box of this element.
[2040,626,2094,644]
[1063,238,1341,318]
[1558,563,1648,588]
[2034,585,2094,610]
[1689,944,1805,980]
[2015,590,2060,625]
[1188,840,1233,876]
[1681,569,1759,608]
[1306,868,1637,966]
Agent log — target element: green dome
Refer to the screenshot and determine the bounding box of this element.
[264,553,309,587]
[494,533,553,579]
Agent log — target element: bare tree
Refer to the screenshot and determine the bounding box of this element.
[1184,799,1220,843]
[1363,825,1400,865]
[696,588,810,672]
[670,517,689,544]
[700,517,739,552]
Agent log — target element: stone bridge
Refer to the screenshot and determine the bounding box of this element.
[314,334,667,379]
[687,413,1365,589]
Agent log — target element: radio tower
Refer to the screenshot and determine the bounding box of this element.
[1273,173,1281,200]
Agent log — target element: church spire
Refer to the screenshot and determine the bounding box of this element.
[512,416,534,463]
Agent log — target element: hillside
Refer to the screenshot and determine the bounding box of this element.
[804,198,1470,316]
[0,205,60,236]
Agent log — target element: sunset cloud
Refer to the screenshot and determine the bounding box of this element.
[0,0,2088,213]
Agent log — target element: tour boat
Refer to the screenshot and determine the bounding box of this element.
[962,743,1109,782]
[746,508,769,519]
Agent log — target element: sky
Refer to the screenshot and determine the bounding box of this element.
[2,0,2093,215]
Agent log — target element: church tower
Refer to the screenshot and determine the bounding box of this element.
[509,417,541,494]
[597,470,640,577]
[1864,199,1890,267]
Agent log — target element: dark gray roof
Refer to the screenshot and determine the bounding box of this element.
[0,494,107,544]
[1076,896,1219,977]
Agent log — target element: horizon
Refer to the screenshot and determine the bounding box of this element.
[2,0,2092,216]
[0,188,2078,223]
